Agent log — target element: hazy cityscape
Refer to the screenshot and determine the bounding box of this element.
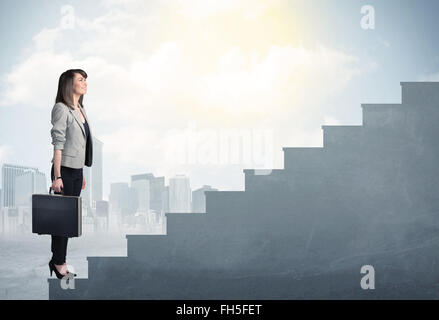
[1,136,219,238]
[0,136,219,299]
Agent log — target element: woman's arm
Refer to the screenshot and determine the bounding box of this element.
[51,149,64,192]
[50,103,68,151]
[50,103,68,192]
[53,149,62,178]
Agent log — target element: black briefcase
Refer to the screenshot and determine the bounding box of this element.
[32,187,82,237]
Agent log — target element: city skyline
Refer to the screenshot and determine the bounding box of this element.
[1,160,217,213]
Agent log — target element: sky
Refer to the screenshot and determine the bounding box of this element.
[1,0,439,200]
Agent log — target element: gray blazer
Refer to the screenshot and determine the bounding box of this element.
[50,101,93,169]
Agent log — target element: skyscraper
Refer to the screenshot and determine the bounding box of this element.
[169,174,191,213]
[191,185,218,213]
[162,185,169,213]
[0,188,3,234]
[15,169,46,207]
[130,177,150,214]
[131,173,165,213]
[82,136,103,209]
[83,166,91,209]
[92,137,103,203]
[109,182,129,212]
[2,164,46,208]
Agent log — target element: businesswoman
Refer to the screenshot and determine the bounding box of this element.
[48,69,93,279]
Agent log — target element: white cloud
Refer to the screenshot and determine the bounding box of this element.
[194,45,361,116]
[176,0,286,21]
[33,28,61,52]
[99,126,161,165]
[129,42,183,92]
[0,51,73,108]
[0,0,364,189]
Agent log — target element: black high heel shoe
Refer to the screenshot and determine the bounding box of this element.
[48,260,65,279]
[48,260,76,279]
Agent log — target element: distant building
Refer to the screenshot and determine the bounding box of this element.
[109,182,137,216]
[121,187,137,217]
[92,137,103,204]
[162,186,169,213]
[191,185,218,213]
[131,173,165,213]
[130,176,150,214]
[83,136,103,208]
[109,182,129,212]
[96,200,109,217]
[0,188,3,234]
[2,164,46,208]
[82,167,91,208]
[15,170,46,207]
[169,174,191,213]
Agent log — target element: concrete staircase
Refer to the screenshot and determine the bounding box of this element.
[49,82,439,299]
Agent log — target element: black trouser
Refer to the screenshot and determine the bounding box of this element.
[50,164,83,265]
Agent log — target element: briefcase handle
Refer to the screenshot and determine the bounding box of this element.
[49,186,64,195]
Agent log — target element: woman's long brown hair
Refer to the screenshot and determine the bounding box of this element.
[55,69,88,109]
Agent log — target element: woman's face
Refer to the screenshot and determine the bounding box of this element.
[72,72,87,96]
